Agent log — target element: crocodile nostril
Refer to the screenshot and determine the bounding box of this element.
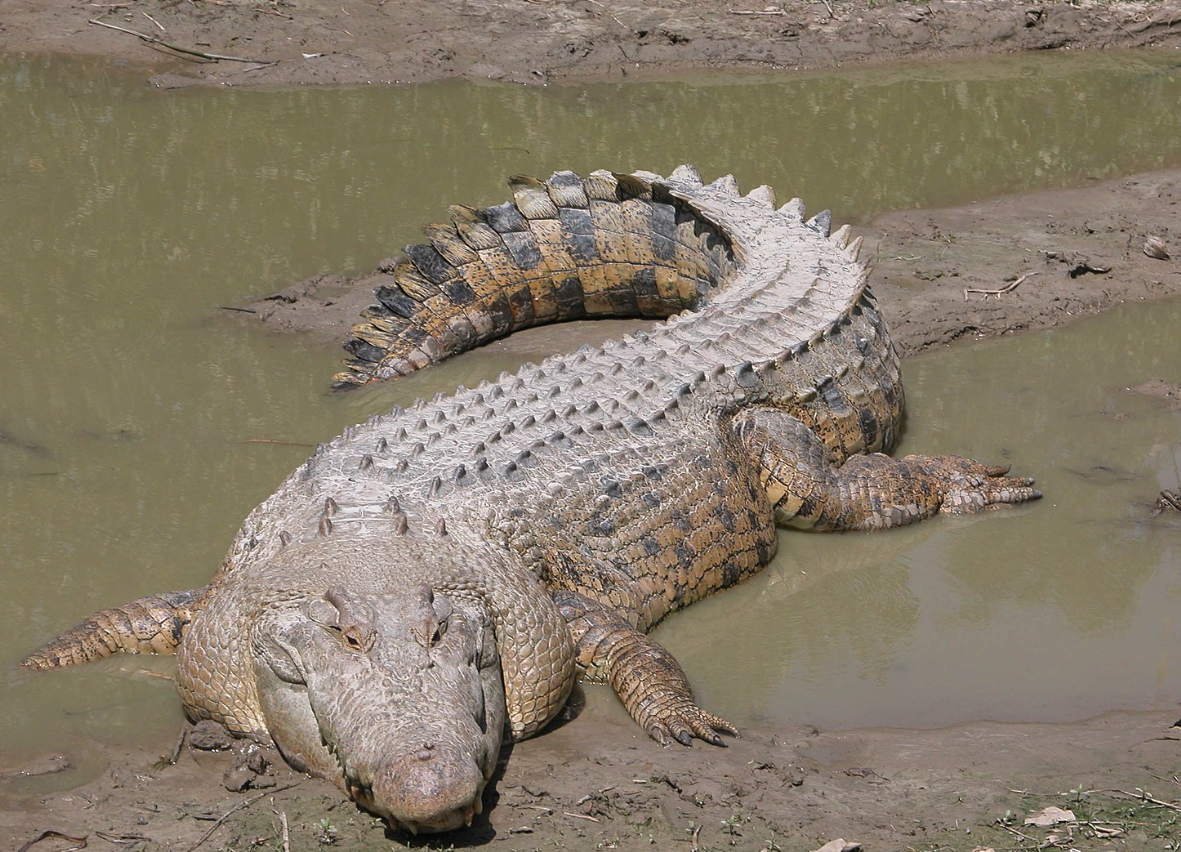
[416,743,436,761]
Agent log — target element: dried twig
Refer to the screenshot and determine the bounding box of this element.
[88,18,273,64]
[18,831,87,852]
[169,723,188,765]
[1105,788,1181,812]
[963,271,1039,300]
[140,10,166,32]
[278,811,290,852]
[183,783,301,852]
[995,822,1036,843]
[562,812,601,823]
[690,823,702,852]
[94,833,147,845]
[728,7,788,14]
[586,0,626,28]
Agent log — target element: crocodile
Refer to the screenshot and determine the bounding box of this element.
[21,165,1039,834]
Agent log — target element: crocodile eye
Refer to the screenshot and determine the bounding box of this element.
[307,587,377,653]
[340,625,371,652]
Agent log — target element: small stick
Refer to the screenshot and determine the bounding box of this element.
[94,833,146,845]
[690,823,702,852]
[963,271,1039,300]
[728,8,788,14]
[562,812,601,823]
[995,822,1035,843]
[141,10,166,32]
[169,723,189,765]
[183,783,301,852]
[278,811,290,852]
[1105,788,1181,812]
[17,831,87,852]
[819,0,836,19]
[586,0,626,28]
[89,18,272,63]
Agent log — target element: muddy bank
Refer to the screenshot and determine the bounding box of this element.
[5,709,1181,851]
[2,0,1180,88]
[241,167,1181,362]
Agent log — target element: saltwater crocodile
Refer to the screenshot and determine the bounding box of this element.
[22,166,1039,834]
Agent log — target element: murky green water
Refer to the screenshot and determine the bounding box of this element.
[3,50,1180,775]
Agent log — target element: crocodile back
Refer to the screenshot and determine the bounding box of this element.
[214,167,900,585]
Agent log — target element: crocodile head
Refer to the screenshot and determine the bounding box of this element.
[251,582,506,834]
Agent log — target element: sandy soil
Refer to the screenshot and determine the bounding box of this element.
[5,2,1181,851]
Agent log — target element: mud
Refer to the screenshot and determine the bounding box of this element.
[2,0,1180,88]
[5,1,1181,850]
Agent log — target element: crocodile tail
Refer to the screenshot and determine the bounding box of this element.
[334,166,723,387]
[20,589,206,670]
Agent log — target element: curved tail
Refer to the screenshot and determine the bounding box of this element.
[334,166,726,387]
[21,589,206,670]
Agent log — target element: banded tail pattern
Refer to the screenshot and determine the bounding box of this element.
[334,167,736,387]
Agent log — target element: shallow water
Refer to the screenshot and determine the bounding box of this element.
[2,50,1180,774]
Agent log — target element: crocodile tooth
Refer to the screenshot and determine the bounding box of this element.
[463,804,475,827]
[474,795,483,815]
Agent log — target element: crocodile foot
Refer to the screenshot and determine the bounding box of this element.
[636,696,739,747]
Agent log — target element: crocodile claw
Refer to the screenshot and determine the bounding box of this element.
[645,700,739,748]
[927,457,1042,513]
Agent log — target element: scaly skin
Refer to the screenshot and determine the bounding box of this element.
[22,166,1040,833]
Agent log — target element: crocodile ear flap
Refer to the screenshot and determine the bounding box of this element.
[254,618,308,686]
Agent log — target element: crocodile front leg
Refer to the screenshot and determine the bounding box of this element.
[734,406,1041,531]
[552,590,737,746]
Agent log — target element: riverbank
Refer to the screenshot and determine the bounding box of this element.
[1,0,1179,88]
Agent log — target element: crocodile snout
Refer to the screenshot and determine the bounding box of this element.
[366,741,486,834]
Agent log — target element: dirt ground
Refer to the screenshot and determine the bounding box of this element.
[5,2,1181,851]
[1,0,1180,86]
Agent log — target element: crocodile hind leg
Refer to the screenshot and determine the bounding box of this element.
[733,406,1041,531]
[552,590,738,746]
[21,589,207,670]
